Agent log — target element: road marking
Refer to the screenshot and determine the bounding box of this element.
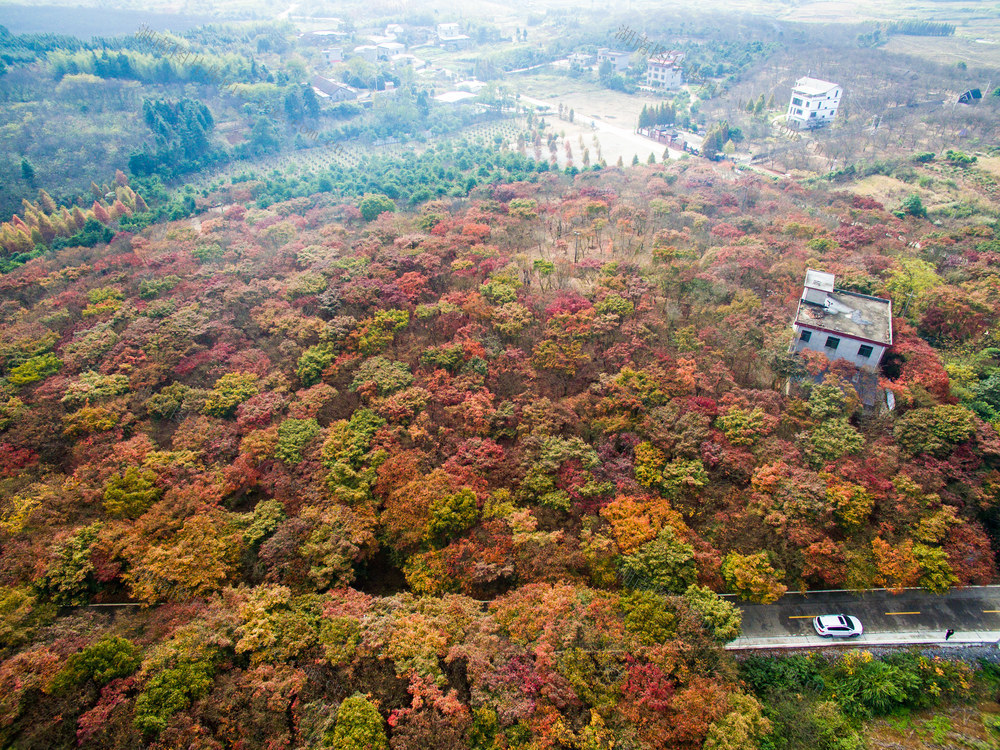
[788,615,815,619]
[885,611,920,615]
[983,610,1000,613]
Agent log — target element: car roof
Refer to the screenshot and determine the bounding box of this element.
[818,615,851,626]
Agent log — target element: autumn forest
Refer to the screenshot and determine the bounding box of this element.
[0,139,998,748]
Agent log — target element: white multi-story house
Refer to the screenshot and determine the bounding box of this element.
[597,48,631,73]
[437,22,471,50]
[786,77,841,130]
[791,270,892,368]
[646,52,683,88]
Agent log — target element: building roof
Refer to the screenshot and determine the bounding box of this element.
[310,75,358,98]
[792,76,839,96]
[794,288,892,345]
[804,269,834,292]
[649,52,683,66]
[434,90,476,103]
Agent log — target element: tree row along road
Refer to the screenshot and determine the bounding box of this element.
[729,585,1000,650]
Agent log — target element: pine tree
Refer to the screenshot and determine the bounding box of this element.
[90,182,103,199]
[117,186,136,210]
[92,202,111,224]
[632,154,640,165]
[134,193,149,212]
[617,155,624,167]
[71,206,87,230]
[20,157,35,185]
[114,169,129,186]
[13,228,33,253]
[36,213,56,242]
[37,189,57,214]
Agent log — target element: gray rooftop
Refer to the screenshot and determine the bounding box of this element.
[794,288,892,345]
[792,76,839,96]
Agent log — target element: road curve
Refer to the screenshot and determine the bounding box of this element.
[729,585,1000,650]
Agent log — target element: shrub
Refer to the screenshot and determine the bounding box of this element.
[899,193,926,218]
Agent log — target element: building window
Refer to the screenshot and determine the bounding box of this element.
[792,97,803,106]
[825,336,840,350]
[858,344,874,358]
[799,330,812,342]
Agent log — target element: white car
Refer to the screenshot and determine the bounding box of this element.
[813,614,863,637]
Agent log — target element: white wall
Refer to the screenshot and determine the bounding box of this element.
[791,325,885,368]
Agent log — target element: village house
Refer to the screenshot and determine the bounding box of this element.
[790,269,892,368]
[597,48,631,73]
[437,22,472,50]
[645,52,684,88]
[352,44,379,63]
[786,76,841,130]
[310,75,359,102]
[322,47,344,65]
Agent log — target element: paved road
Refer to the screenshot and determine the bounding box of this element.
[730,586,1000,650]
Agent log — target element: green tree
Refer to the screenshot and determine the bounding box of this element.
[894,404,976,457]
[684,584,742,642]
[619,525,697,593]
[20,157,35,185]
[806,417,865,466]
[913,543,958,593]
[203,372,260,417]
[704,692,771,750]
[8,353,62,386]
[722,552,787,603]
[425,488,478,546]
[358,193,396,222]
[134,658,216,735]
[899,193,926,218]
[53,636,141,690]
[328,694,388,750]
[103,467,162,518]
[275,418,322,464]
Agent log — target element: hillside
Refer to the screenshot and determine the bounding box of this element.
[1,157,999,747]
